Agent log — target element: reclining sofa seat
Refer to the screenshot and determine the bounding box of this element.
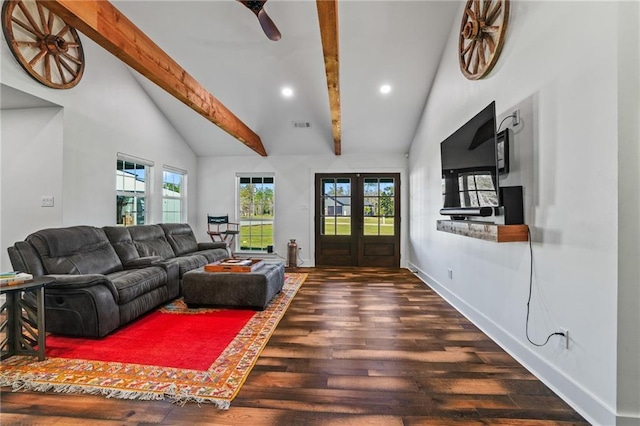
[7,226,178,337]
[103,224,228,281]
[160,223,228,263]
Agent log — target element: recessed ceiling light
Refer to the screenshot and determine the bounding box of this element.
[281,87,294,98]
[380,84,392,94]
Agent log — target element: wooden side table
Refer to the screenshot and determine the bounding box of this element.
[1,277,54,361]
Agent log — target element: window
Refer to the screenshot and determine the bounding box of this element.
[116,155,152,225]
[237,174,275,252]
[162,167,186,223]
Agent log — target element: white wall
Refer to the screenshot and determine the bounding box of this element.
[1,35,198,271]
[0,107,63,270]
[616,2,640,424]
[197,153,408,266]
[408,2,632,425]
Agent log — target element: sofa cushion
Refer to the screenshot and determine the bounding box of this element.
[103,226,140,264]
[107,266,167,305]
[159,223,200,256]
[26,226,123,275]
[127,225,176,259]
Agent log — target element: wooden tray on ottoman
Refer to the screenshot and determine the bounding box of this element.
[204,258,265,273]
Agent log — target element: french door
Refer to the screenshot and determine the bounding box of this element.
[314,173,400,267]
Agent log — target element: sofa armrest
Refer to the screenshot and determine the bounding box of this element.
[151,259,180,299]
[198,242,228,250]
[46,274,119,303]
[123,256,162,269]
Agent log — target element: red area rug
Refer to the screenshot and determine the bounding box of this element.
[0,272,306,408]
[46,308,254,370]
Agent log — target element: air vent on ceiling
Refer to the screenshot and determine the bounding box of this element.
[292,121,311,128]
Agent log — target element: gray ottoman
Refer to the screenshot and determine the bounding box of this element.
[182,262,285,310]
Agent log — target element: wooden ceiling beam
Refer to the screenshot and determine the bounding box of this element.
[316,0,341,156]
[40,0,267,156]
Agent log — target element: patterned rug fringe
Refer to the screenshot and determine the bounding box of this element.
[2,376,231,409]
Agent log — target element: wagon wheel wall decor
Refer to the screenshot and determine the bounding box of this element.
[459,0,509,80]
[2,0,84,89]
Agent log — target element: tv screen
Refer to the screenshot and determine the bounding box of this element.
[441,102,499,214]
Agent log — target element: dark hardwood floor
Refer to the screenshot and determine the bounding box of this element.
[1,267,588,425]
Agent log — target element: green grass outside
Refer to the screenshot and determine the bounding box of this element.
[239,223,273,250]
[238,217,394,250]
[323,216,395,236]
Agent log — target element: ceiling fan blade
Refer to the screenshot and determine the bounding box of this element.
[238,1,281,41]
[257,9,281,41]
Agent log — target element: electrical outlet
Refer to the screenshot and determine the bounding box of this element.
[559,328,569,349]
[512,109,521,126]
[447,269,453,279]
[41,196,54,207]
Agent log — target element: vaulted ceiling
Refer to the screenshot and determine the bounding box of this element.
[107,1,460,157]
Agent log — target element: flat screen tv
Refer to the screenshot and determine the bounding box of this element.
[440,101,499,218]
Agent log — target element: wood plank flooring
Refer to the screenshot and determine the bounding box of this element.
[1,267,588,425]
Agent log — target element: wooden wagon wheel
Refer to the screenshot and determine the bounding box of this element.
[2,0,84,89]
[458,0,509,80]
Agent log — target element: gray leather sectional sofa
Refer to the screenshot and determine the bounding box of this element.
[7,223,228,337]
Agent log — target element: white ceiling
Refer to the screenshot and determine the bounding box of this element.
[39,1,462,157]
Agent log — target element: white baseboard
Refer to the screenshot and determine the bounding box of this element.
[406,261,618,426]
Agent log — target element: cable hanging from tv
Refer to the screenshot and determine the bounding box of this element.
[524,228,567,347]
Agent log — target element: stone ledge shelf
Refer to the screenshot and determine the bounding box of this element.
[437,220,529,243]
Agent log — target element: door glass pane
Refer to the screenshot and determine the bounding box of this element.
[380,178,394,195]
[363,178,378,196]
[363,217,379,236]
[381,199,394,217]
[337,216,351,235]
[362,177,395,236]
[324,196,336,216]
[323,179,334,195]
[380,217,395,235]
[323,216,334,235]
[380,195,394,218]
[321,178,351,235]
[336,178,351,196]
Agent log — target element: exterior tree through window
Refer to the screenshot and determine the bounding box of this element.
[237,174,275,252]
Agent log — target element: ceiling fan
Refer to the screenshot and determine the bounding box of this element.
[238,1,281,41]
